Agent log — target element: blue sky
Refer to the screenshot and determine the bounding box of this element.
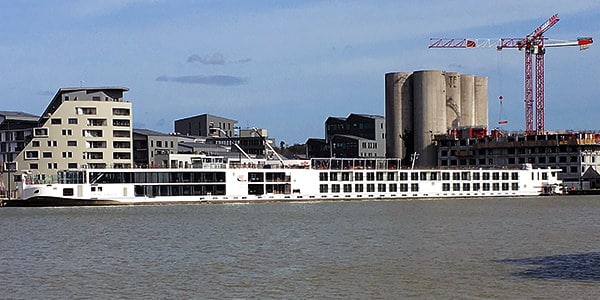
[1,1,599,144]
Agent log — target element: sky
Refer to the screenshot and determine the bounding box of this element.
[1,1,599,145]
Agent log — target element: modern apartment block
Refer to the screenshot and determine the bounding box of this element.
[13,87,133,176]
[133,128,179,168]
[174,114,236,138]
[307,113,386,158]
[0,111,39,164]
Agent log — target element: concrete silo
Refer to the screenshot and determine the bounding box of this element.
[459,74,475,127]
[474,76,488,128]
[412,70,446,167]
[385,72,413,159]
[445,72,461,129]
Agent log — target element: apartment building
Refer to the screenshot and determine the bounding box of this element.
[13,87,133,177]
[0,111,39,164]
[133,128,178,168]
[307,113,386,158]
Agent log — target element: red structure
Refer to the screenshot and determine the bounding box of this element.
[429,14,593,135]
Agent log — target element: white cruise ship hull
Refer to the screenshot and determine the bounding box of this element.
[8,159,562,207]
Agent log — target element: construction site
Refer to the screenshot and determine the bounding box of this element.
[385,14,597,191]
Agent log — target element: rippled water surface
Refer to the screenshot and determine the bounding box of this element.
[1,196,600,298]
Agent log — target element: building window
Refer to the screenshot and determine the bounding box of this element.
[83,130,103,137]
[29,163,38,169]
[113,141,130,148]
[62,152,73,158]
[25,150,39,159]
[87,119,107,126]
[112,108,130,116]
[32,141,40,147]
[68,118,78,124]
[47,140,57,147]
[68,163,78,169]
[33,128,48,137]
[51,118,62,125]
[76,107,97,115]
[47,162,58,169]
[113,130,131,138]
[42,152,52,158]
[67,141,77,146]
[61,129,73,136]
[113,152,131,159]
[113,119,130,127]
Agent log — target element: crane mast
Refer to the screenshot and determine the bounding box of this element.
[429,14,593,134]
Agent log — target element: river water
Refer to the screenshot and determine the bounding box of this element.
[1,196,599,299]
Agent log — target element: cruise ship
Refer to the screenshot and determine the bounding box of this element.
[5,156,562,206]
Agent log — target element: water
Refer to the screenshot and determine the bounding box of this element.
[1,196,600,298]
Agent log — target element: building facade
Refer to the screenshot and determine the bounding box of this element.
[13,87,133,177]
[436,132,600,189]
[174,114,236,137]
[133,129,179,168]
[307,113,385,158]
[0,111,39,164]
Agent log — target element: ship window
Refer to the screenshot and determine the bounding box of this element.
[366,172,375,181]
[453,183,460,191]
[511,172,519,180]
[355,184,363,192]
[354,173,363,181]
[63,188,74,196]
[389,184,397,192]
[411,172,418,180]
[387,172,396,181]
[367,184,375,192]
[319,172,328,181]
[461,172,470,180]
[400,184,408,192]
[249,172,264,182]
[376,172,384,181]
[502,183,509,191]
[502,172,509,180]
[442,172,450,180]
[473,172,480,180]
[512,183,519,190]
[343,184,352,193]
[420,172,427,181]
[378,184,386,192]
[492,172,500,180]
[483,173,490,180]
[483,183,490,191]
[452,173,460,180]
[463,183,470,191]
[493,183,500,191]
[330,172,338,181]
[341,172,351,181]
[331,184,340,193]
[473,183,481,191]
[542,173,548,180]
[442,183,450,191]
[430,172,438,180]
[410,183,419,192]
[319,184,328,193]
[399,172,408,181]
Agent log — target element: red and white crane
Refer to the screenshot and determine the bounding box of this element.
[429,14,593,134]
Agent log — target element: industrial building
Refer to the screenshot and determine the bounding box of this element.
[385,70,488,166]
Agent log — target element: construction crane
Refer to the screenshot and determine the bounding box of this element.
[429,14,593,134]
